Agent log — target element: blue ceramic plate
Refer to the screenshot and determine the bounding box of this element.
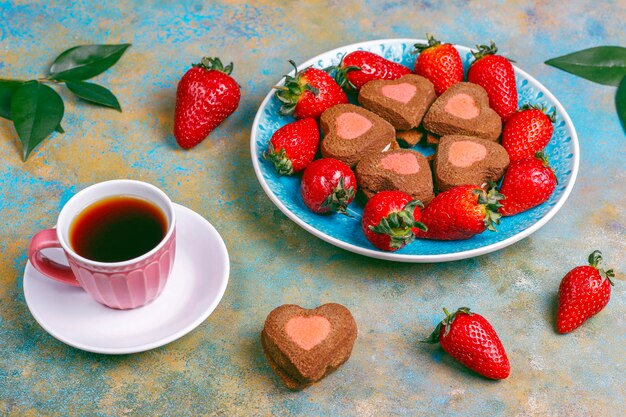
[250,39,579,262]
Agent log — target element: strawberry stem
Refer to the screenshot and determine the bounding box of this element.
[475,185,504,231]
[588,250,616,284]
[193,57,233,75]
[368,199,426,248]
[413,33,443,53]
[321,176,355,216]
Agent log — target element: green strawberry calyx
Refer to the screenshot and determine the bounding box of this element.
[535,151,559,184]
[588,250,615,285]
[422,307,473,344]
[332,54,361,92]
[413,33,444,54]
[368,199,426,249]
[263,144,294,176]
[193,57,234,75]
[475,185,504,231]
[321,176,355,216]
[275,60,320,116]
[519,103,557,123]
[471,41,515,63]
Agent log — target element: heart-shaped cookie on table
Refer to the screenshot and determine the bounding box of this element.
[356,149,434,204]
[434,135,510,192]
[358,74,436,131]
[320,103,397,167]
[423,82,502,141]
[261,303,357,390]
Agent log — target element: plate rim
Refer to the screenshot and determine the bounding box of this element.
[22,203,230,354]
[250,38,580,263]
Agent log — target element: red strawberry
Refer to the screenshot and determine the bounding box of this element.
[416,185,503,240]
[502,104,556,161]
[300,158,356,214]
[468,42,518,120]
[413,34,464,96]
[333,50,412,92]
[174,57,241,149]
[557,250,615,334]
[499,152,557,216]
[424,307,510,380]
[263,118,320,175]
[275,61,348,119]
[361,191,427,251]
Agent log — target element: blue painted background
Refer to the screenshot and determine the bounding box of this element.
[1,1,624,415]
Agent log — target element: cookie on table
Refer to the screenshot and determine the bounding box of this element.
[356,149,434,205]
[434,135,510,192]
[358,74,436,131]
[423,82,502,141]
[320,104,397,167]
[261,303,358,391]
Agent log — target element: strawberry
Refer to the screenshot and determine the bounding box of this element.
[413,34,464,96]
[263,118,320,175]
[275,61,348,119]
[502,104,556,161]
[361,191,427,251]
[498,152,557,216]
[333,50,412,92]
[174,57,241,149]
[416,185,503,240]
[557,250,615,334]
[467,42,518,120]
[300,158,356,214]
[424,307,510,380]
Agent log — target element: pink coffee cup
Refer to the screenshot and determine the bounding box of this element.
[28,180,177,309]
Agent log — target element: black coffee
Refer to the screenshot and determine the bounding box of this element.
[69,196,168,263]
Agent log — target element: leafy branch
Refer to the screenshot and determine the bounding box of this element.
[0,43,131,161]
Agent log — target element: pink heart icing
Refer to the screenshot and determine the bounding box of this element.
[285,315,331,351]
[448,140,487,167]
[444,93,480,119]
[380,153,420,175]
[381,83,417,104]
[336,112,373,139]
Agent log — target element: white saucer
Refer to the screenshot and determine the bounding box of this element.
[23,203,230,354]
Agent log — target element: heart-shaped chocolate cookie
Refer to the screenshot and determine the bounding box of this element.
[261,303,357,390]
[356,149,434,204]
[434,135,510,192]
[358,74,436,130]
[320,103,397,167]
[423,82,502,141]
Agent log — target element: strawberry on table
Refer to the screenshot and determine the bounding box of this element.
[557,250,615,334]
[300,158,357,214]
[413,34,464,96]
[174,57,241,149]
[361,191,427,252]
[275,60,348,119]
[333,50,412,92]
[468,42,518,120]
[416,185,503,240]
[502,104,556,161]
[498,152,557,216]
[424,307,510,380]
[264,118,320,175]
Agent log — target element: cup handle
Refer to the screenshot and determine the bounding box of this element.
[28,229,80,287]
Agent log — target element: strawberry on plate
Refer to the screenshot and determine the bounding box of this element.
[174,57,241,149]
[300,158,356,214]
[424,307,510,380]
[502,104,556,161]
[468,42,518,120]
[264,118,320,175]
[413,34,464,96]
[557,250,615,334]
[333,50,412,92]
[361,191,426,251]
[499,152,557,216]
[275,61,348,119]
[416,185,503,240]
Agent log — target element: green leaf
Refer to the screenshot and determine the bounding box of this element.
[545,46,626,86]
[49,44,131,81]
[617,76,626,134]
[65,80,121,111]
[10,81,64,161]
[0,79,24,120]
